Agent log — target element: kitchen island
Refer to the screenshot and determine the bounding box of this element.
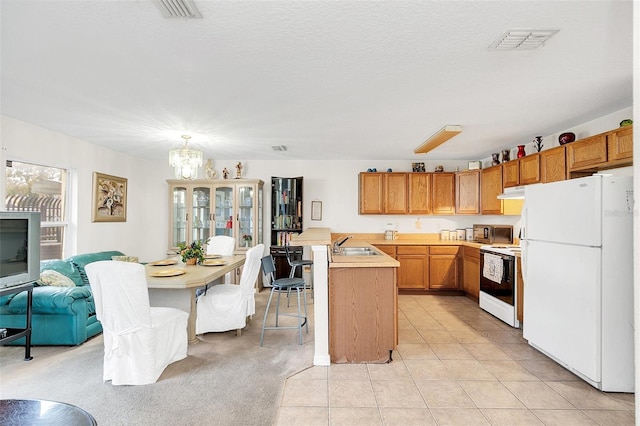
[290,229,399,365]
[330,241,399,363]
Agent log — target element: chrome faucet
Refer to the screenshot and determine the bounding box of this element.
[332,235,352,253]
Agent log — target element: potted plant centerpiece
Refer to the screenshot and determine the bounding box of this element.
[178,240,205,265]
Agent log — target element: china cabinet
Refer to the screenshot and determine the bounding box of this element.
[167,179,263,254]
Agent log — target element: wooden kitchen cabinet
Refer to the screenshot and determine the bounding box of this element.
[566,133,608,171]
[359,172,407,214]
[519,154,541,185]
[408,173,432,214]
[396,245,429,290]
[607,125,633,164]
[481,165,503,215]
[359,173,384,214]
[540,146,566,183]
[429,246,459,290]
[455,170,481,215]
[329,267,397,363]
[502,160,520,188]
[462,246,480,300]
[431,173,456,215]
[384,173,408,214]
[374,245,397,257]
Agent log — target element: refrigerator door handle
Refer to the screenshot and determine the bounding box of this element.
[521,240,527,282]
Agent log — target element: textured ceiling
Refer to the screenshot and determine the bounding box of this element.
[0,1,634,161]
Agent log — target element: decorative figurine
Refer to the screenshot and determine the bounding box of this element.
[222,168,229,179]
[205,159,217,179]
[235,162,243,179]
[491,153,500,166]
[533,136,544,152]
[501,149,510,163]
[434,165,444,173]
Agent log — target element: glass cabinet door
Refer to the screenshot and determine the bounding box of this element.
[171,186,188,248]
[237,185,254,248]
[191,186,211,244]
[214,186,234,237]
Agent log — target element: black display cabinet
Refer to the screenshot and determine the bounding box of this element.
[270,176,303,279]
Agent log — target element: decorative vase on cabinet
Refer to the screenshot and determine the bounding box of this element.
[517,145,526,158]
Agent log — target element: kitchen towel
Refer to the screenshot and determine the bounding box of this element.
[483,253,504,284]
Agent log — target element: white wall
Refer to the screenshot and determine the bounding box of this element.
[1,106,632,259]
[1,115,169,262]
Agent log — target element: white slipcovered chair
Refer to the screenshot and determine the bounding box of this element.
[206,235,236,256]
[206,235,236,285]
[86,261,188,386]
[196,244,264,336]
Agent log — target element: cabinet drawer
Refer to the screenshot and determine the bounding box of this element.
[374,245,397,257]
[397,245,428,255]
[464,246,480,259]
[429,246,459,255]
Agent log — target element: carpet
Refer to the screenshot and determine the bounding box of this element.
[0,289,315,425]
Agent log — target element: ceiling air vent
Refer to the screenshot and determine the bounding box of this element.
[155,0,202,18]
[489,29,559,50]
[271,145,287,152]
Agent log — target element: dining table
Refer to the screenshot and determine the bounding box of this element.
[145,254,246,343]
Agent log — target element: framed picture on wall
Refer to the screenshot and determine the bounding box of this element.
[92,172,127,222]
[311,200,322,221]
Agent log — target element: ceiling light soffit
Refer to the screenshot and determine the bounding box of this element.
[414,125,462,155]
[169,135,204,180]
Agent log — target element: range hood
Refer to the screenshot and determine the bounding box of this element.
[497,186,525,200]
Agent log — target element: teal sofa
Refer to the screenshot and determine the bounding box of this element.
[0,251,124,346]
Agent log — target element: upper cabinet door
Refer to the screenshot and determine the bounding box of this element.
[170,185,188,249]
[502,161,520,188]
[431,173,455,215]
[408,173,431,214]
[481,165,503,215]
[566,134,608,170]
[455,170,480,215]
[540,146,566,183]
[359,172,384,214]
[607,125,633,162]
[384,173,408,214]
[519,154,541,185]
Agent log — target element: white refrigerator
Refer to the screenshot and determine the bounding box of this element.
[521,174,634,392]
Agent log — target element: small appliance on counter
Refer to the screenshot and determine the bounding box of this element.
[473,224,513,244]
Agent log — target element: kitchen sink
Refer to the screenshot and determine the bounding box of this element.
[338,247,380,256]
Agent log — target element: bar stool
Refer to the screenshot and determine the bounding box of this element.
[260,255,308,346]
[285,244,314,302]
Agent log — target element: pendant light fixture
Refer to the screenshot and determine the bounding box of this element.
[169,135,204,180]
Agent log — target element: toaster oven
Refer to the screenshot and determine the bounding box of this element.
[473,224,513,244]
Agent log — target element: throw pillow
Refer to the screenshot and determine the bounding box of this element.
[111,255,139,263]
[38,269,76,287]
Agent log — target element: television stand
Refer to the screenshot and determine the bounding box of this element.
[0,282,34,360]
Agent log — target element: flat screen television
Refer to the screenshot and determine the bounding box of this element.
[0,211,41,289]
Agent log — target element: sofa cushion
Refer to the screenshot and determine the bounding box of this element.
[38,270,76,287]
[40,259,84,287]
[7,285,94,315]
[69,251,125,286]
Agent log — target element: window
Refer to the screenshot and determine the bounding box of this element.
[4,161,68,260]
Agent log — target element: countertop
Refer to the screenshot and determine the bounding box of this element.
[330,240,400,268]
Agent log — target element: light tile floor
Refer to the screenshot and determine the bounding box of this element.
[276,294,635,425]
